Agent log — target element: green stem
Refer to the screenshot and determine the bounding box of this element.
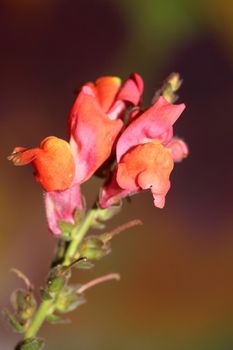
[23,209,96,341]
[24,300,53,339]
[63,209,96,266]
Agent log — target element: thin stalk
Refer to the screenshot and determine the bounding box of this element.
[24,300,53,339]
[23,209,96,341]
[63,209,95,266]
[77,273,120,294]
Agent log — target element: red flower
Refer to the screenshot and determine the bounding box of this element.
[8,74,143,234]
[99,96,188,209]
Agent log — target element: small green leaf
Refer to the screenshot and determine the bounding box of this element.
[15,338,44,350]
[74,259,94,270]
[58,221,74,241]
[95,205,121,221]
[47,313,71,324]
[3,309,24,333]
[91,220,106,229]
[58,220,74,233]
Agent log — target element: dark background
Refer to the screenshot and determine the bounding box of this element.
[1,0,233,349]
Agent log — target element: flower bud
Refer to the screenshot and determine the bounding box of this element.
[79,237,111,260]
[46,265,71,297]
[10,289,37,322]
[54,285,85,314]
[15,337,45,350]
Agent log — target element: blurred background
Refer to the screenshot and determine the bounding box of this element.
[1,0,233,349]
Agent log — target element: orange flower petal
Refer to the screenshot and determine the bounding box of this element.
[95,76,121,113]
[8,146,38,165]
[68,85,124,183]
[116,141,174,208]
[8,137,75,192]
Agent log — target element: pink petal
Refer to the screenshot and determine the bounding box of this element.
[167,137,189,162]
[44,183,83,235]
[68,84,123,183]
[117,73,144,106]
[107,100,125,120]
[99,172,134,208]
[116,96,185,161]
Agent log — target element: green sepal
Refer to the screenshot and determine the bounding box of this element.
[58,208,85,240]
[46,313,71,324]
[58,220,74,240]
[3,309,24,333]
[91,220,106,230]
[15,337,44,350]
[54,285,86,314]
[90,205,122,230]
[95,205,121,222]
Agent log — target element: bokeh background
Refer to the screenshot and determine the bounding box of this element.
[1,0,233,349]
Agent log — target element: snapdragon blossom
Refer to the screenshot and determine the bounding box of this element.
[8,74,143,234]
[99,96,188,209]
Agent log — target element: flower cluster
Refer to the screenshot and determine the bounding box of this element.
[8,73,188,235]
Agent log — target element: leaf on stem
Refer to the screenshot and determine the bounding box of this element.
[95,205,122,222]
[73,257,95,270]
[46,313,71,324]
[58,220,74,241]
[3,309,24,333]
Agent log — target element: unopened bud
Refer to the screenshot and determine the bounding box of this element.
[167,73,182,92]
[15,337,45,350]
[79,237,111,260]
[10,289,36,322]
[55,286,86,313]
[153,72,183,104]
[46,265,71,296]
